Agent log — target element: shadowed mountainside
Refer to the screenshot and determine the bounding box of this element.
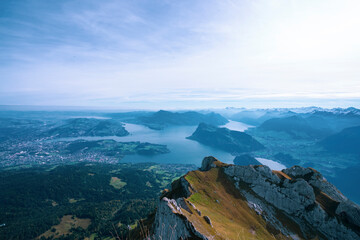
[187,123,264,154]
[43,118,129,138]
[233,154,261,166]
[258,115,331,139]
[319,125,360,154]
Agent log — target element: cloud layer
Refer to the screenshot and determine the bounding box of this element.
[1,0,360,108]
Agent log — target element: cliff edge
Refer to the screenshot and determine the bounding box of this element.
[146,156,360,240]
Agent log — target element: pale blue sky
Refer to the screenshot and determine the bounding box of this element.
[1,0,360,109]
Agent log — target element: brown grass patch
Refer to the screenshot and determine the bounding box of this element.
[272,171,292,180]
[68,198,85,203]
[37,215,91,239]
[183,168,287,239]
[314,188,339,217]
[110,176,127,189]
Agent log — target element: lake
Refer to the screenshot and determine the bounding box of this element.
[54,120,283,168]
[255,157,286,170]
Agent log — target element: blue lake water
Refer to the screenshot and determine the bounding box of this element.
[120,121,246,165]
[54,120,282,168]
[255,157,286,170]
[220,120,254,132]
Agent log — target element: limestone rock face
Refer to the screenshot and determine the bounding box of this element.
[200,156,218,171]
[152,197,208,240]
[224,165,316,214]
[224,164,360,240]
[148,157,360,240]
[283,166,346,201]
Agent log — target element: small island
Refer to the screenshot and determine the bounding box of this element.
[187,123,264,155]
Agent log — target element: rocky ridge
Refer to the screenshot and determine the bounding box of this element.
[147,157,360,240]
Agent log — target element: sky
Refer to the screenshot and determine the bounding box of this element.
[1,0,360,109]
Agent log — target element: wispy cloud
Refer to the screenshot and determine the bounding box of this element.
[1,0,360,108]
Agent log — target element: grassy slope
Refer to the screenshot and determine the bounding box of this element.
[132,162,328,239]
[182,165,287,240]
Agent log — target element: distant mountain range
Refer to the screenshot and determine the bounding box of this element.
[132,110,228,130]
[225,107,360,127]
[257,115,331,139]
[229,109,295,126]
[104,107,360,133]
[250,110,360,140]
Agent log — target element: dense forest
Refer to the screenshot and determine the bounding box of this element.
[0,163,195,239]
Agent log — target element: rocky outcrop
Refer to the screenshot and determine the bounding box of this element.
[148,157,360,240]
[152,197,208,240]
[224,164,360,240]
[200,156,218,171]
[150,174,210,240]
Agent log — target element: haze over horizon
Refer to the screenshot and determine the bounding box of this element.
[1,0,360,109]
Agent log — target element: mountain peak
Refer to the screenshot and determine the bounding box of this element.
[144,157,360,240]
